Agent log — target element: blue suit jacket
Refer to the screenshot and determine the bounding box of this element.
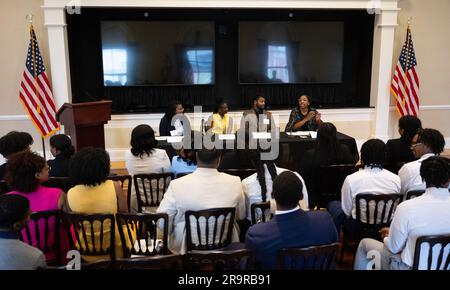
[245,209,338,270]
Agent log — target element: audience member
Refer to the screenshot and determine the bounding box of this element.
[48,134,75,177]
[300,122,355,206]
[242,148,309,221]
[5,151,67,263]
[327,139,401,238]
[171,131,199,177]
[386,115,422,168]
[354,156,450,270]
[67,147,128,261]
[245,171,338,270]
[399,128,447,194]
[126,124,171,212]
[0,131,33,180]
[157,147,245,254]
[0,194,46,270]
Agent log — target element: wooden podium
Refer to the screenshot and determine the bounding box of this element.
[56,101,112,151]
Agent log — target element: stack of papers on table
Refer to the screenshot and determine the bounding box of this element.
[286,131,317,138]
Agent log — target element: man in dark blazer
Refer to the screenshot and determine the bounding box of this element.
[245,171,338,270]
[241,95,273,133]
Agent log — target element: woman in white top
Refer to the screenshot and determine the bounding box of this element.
[241,149,309,222]
[126,124,171,212]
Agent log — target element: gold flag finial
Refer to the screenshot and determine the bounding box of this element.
[26,14,34,24]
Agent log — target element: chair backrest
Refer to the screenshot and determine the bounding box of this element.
[116,213,169,257]
[185,207,236,251]
[185,249,253,270]
[42,177,74,193]
[250,201,272,225]
[355,193,403,226]
[20,210,60,265]
[278,243,339,270]
[107,175,132,212]
[62,213,116,261]
[133,173,174,212]
[0,180,10,195]
[413,234,450,270]
[406,190,425,200]
[114,255,183,270]
[219,169,256,180]
[309,164,356,208]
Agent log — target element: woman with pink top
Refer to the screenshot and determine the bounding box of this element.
[5,151,68,264]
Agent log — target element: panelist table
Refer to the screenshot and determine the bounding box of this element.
[156,131,359,172]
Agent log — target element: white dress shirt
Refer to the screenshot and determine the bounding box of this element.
[275,206,300,216]
[398,153,436,195]
[156,168,245,254]
[125,149,171,212]
[242,166,309,221]
[384,187,450,267]
[341,167,401,220]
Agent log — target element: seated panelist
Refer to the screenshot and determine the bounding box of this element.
[285,94,322,132]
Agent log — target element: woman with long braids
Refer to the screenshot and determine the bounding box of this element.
[242,146,309,222]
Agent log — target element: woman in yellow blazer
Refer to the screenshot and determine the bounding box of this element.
[67,147,129,262]
[208,101,233,134]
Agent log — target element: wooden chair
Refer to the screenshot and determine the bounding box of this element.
[114,254,183,270]
[219,169,256,180]
[107,174,132,212]
[278,242,339,270]
[308,164,355,209]
[0,180,10,195]
[116,213,169,257]
[185,249,253,270]
[133,173,174,213]
[405,189,425,200]
[340,193,403,263]
[42,177,74,193]
[20,210,61,266]
[412,234,450,270]
[250,201,272,225]
[62,213,116,261]
[185,207,236,251]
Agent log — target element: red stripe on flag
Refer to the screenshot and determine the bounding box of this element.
[396,67,414,115]
[19,91,46,135]
[23,72,52,131]
[39,74,56,111]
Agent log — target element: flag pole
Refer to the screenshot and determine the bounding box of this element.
[405,17,412,72]
[26,14,47,160]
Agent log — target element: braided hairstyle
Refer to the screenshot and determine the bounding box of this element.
[420,156,450,188]
[360,139,388,169]
[250,147,278,202]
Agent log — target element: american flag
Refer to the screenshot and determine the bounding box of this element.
[391,26,420,117]
[19,25,59,137]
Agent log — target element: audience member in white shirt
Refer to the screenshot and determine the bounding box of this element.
[125,125,171,212]
[354,156,450,270]
[398,128,446,195]
[242,153,309,221]
[157,147,245,254]
[327,139,401,238]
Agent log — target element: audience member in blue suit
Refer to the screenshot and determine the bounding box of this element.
[245,171,338,270]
